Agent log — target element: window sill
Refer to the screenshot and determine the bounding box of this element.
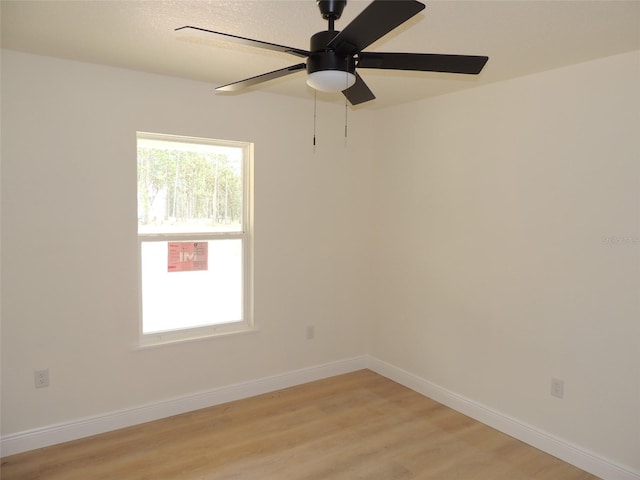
[135,325,259,350]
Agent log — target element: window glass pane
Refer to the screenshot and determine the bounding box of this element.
[141,239,243,333]
[137,138,243,234]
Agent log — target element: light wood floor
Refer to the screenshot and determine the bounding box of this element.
[1,370,600,480]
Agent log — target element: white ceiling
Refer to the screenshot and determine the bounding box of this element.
[1,0,639,109]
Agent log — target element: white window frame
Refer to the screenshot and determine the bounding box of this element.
[136,132,254,347]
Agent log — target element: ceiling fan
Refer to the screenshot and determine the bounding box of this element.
[176,0,488,106]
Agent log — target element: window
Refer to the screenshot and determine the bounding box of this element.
[137,132,253,346]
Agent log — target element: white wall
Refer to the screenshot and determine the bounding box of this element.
[2,47,639,477]
[0,50,374,435]
[371,50,640,472]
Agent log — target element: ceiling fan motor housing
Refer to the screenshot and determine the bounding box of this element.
[307,30,355,75]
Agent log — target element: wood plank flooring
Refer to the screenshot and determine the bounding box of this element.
[1,370,600,479]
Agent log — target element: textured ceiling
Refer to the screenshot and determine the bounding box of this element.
[1,0,639,109]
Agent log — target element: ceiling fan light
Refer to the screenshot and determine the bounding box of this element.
[306,70,356,93]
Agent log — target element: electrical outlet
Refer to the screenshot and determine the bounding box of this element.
[306,325,315,340]
[35,369,50,388]
[551,377,564,399]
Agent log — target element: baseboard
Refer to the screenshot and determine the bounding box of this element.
[367,355,640,480]
[0,355,368,457]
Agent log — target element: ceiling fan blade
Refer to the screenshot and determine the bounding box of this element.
[358,52,489,74]
[343,72,376,105]
[327,0,425,55]
[216,64,307,92]
[176,26,310,58]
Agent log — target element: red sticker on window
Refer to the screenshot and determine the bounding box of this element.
[167,242,208,272]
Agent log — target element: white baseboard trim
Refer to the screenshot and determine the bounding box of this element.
[0,355,368,457]
[367,355,640,480]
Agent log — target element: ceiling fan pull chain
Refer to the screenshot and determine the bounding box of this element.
[313,89,317,147]
[344,99,348,139]
[344,75,349,140]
